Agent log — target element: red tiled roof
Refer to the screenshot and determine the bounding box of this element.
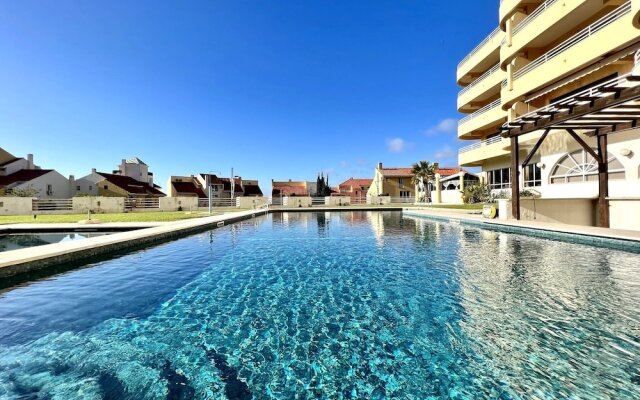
[272,185,308,196]
[243,183,263,196]
[436,167,466,177]
[338,178,373,188]
[172,181,206,197]
[97,172,166,197]
[380,167,413,177]
[200,173,224,185]
[0,169,52,187]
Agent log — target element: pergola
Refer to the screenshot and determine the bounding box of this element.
[500,74,640,227]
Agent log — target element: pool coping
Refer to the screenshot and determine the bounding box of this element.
[0,209,268,279]
[403,209,640,252]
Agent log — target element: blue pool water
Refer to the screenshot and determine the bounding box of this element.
[0,211,638,399]
[0,232,110,252]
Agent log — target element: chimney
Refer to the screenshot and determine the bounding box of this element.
[27,154,34,169]
[377,162,382,170]
[91,168,97,174]
[69,175,76,194]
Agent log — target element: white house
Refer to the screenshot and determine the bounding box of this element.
[0,148,71,198]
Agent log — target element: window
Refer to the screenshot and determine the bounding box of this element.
[399,190,410,197]
[89,185,93,191]
[524,164,541,187]
[76,185,81,191]
[398,178,404,187]
[550,149,625,184]
[104,185,108,190]
[487,168,511,189]
[46,184,53,195]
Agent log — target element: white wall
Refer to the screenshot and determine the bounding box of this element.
[283,197,312,207]
[325,196,351,206]
[236,197,268,209]
[2,159,29,175]
[0,197,34,215]
[13,171,70,199]
[73,173,102,196]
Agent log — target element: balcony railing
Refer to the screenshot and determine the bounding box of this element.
[459,63,501,96]
[459,99,501,126]
[458,27,502,69]
[512,0,558,36]
[459,135,503,154]
[513,2,632,81]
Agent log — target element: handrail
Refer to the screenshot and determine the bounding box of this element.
[512,0,558,36]
[459,99,501,125]
[513,2,631,81]
[458,27,502,69]
[459,64,501,95]
[504,73,636,127]
[459,135,504,153]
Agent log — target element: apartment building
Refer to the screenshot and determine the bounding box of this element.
[457,0,640,229]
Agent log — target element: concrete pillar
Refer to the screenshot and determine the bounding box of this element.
[434,173,442,204]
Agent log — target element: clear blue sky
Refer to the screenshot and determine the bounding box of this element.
[0,1,497,193]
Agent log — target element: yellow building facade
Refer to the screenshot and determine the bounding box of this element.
[367,163,415,198]
[457,0,640,229]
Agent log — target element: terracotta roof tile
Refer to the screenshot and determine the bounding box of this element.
[97,172,165,196]
[339,178,373,188]
[0,169,52,187]
[172,181,206,197]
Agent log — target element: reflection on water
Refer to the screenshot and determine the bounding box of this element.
[0,232,109,252]
[0,212,637,399]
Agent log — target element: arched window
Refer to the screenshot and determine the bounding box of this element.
[550,149,625,184]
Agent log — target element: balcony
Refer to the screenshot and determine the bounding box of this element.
[502,2,637,109]
[458,136,511,167]
[458,64,505,112]
[457,27,504,85]
[500,0,544,30]
[501,0,616,69]
[458,99,507,139]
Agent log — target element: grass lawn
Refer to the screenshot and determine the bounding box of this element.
[0,210,245,224]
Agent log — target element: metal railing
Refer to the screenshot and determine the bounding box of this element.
[125,198,159,209]
[389,197,416,204]
[504,73,637,128]
[32,199,73,211]
[513,2,631,81]
[197,197,237,208]
[459,135,504,154]
[459,99,501,126]
[459,63,501,96]
[512,0,558,36]
[458,27,502,69]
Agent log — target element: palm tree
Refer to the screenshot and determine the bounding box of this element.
[411,160,439,203]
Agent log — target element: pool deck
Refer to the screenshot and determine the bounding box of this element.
[403,208,640,245]
[0,209,268,278]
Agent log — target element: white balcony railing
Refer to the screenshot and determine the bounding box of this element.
[513,2,632,81]
[458,27,502,69]
[512,0,558,36]
[459,64,501,96]
[459,135,503,154]
[459,99,501,126]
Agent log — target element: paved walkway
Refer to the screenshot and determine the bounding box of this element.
[0,209,268,278]
[404,208,640,243]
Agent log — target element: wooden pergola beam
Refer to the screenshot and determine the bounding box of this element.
[566,129,602,163]
[521,129,550,167]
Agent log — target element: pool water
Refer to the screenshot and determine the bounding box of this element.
[0,211,638,399]
[0,232,110,252]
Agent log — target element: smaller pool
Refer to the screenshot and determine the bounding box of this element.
[0,232,111,252]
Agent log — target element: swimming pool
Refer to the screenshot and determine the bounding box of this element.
[0,211,638,399]
[0,232,111,252]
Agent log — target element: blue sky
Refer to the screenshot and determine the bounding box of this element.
[0,1,497,193]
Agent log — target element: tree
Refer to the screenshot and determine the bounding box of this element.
[315,173,332,197]
[411,160,439,203]
[8,185,40,197]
